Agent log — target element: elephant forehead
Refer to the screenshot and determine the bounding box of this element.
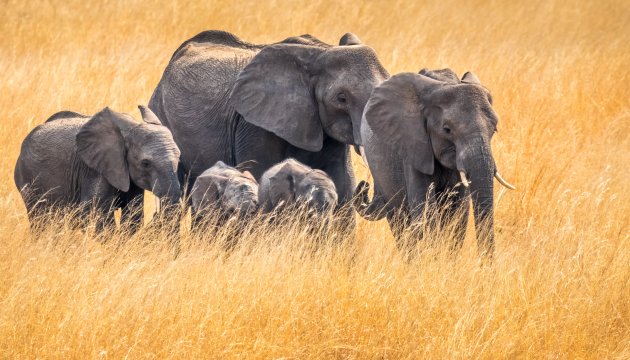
[129,141,180,164]
[434,84,491,108]
[319,46,387,77]
[228,177,258,190]
[131,126,179,147]
[303,173,336,189]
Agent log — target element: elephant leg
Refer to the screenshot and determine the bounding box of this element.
[436,185,469,251]
[313,138,357,239]
[190,209,204,231]
[387,208,411,251]
[441,184,470,252]
[80,176,118,236]
[94,207,116,234]
[120,190,144,235]
[22,194,50,235]
[403,163,435,249]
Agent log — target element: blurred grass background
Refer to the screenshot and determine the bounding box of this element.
[0,0,628,358]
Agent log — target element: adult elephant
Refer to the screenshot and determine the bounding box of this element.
[149,30,389,229]
[355,69,515,255]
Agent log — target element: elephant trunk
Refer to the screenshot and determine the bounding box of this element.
[155,174,182,207]
[460,142,495,256]
[353,181,387,221]
[237,198,258,218]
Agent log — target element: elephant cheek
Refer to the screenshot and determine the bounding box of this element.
[323,117,354,144]
[436,151,456,169]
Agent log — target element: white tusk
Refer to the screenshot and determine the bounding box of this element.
[459,171,470,188]
[495,171,516,190]
[154,195,161,213]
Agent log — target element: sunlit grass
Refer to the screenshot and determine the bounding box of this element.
[0,0,628,358]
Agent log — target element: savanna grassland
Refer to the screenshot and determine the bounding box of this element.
[0,0,628,358]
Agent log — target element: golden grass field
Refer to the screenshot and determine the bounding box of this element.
[1,0,629,358]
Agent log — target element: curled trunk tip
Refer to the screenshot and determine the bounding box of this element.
[459,171,470,188]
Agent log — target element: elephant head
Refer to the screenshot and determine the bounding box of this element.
[76,106,182,204]
[191,161,259,218]
[260,159,338,215]
[231,33,389,152]
[363,70,515,252]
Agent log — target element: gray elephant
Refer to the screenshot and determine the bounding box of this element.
[190,161,258,227]
[14,106,181,232]
[356,69,515,255]
[259,159,338,216]
[148,30,388,230]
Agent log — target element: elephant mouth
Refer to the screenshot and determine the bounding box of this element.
[439,145,456,158]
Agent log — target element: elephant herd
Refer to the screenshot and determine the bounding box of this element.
[14,30,515,255]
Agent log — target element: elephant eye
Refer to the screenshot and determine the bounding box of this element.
[443,126,452,134]
[141,159,151,168]
[336,92,347,103]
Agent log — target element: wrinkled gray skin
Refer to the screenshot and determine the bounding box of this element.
[148,31,388,230]
[357,69,510,255]
[14,106,181,232]
[259,159,338,216]
[190,161,258,226]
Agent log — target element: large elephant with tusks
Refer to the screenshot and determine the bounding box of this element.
[356,69,516,255]
[149,30,388,231]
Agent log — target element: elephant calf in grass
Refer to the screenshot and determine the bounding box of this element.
[190,161,258,228]
[259,159,338,217]
[14,106,181,233]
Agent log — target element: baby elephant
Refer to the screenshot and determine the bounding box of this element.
[259,159,338,215]
[190,161,259,226]
[14,106,181,232]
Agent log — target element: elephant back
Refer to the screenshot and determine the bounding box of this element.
[44,111,89,123]
[169,30,263,63]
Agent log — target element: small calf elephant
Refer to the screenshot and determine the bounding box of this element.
[14,106,181,232]
[259,159,338,215]
[190,161,259,227]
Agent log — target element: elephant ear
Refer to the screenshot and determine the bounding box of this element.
[339,33,362,45]
[242,171,256,182]
[76,108,131,191]
[268,163,297,208]
[461,71,481,85]
[364,72,443,175]
[191,173,225,212]
[138,105,162,125]
[231,44,325,152]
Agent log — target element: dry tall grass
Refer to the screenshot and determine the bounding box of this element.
[1,0,628,358]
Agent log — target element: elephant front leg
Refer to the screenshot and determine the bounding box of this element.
[91,200,117,236]
[120,189,144,235]
[80,176,119,236]
[438,179,470,252]
[401,163,435,250]
[320,143,357,240]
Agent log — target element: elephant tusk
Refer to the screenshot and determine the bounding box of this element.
[459,171,470,188]
[154,195,161,213]
[495,171,516,190]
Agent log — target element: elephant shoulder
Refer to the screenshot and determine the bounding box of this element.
[277,34,331,48]
[170,30,262,62]
[44,111,89,123]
